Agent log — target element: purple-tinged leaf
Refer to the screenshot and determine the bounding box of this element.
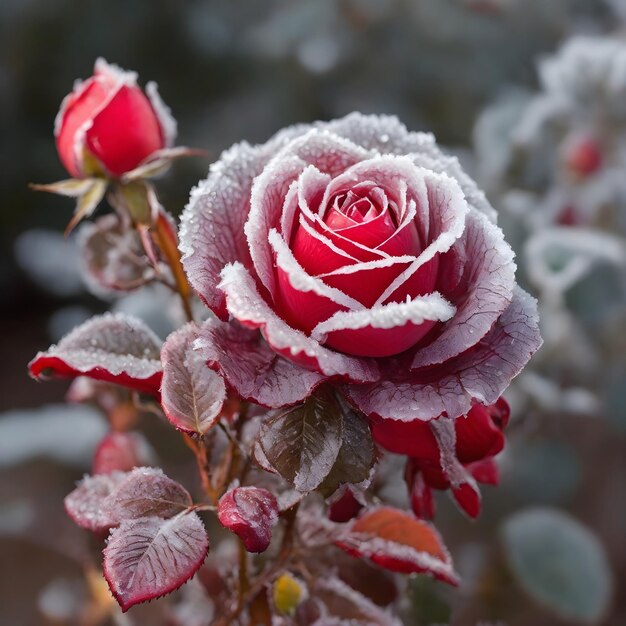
[160,323,227,435]
[259,390,343,493]
[64,471,126,532]
[93,431,157,475]
[65,467,192,532]
[336,507,458,585]
[103,512,209,612]
[194,318,325,409]
[29,313,163,396]
[217,486,279,553]
[111,467,193,519]
[79,214,153,295]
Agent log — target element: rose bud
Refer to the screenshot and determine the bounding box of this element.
[55,58,175,178]
[217,486,279,553]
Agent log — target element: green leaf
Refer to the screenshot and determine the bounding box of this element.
[502,507,613,624]
[65,178,108,235]
[259,389,343,492]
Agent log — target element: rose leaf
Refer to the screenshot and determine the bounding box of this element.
[103,512,209,611]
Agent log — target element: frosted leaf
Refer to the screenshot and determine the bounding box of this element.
[217,486,279,553]
[219,262,379,383]
[64,472,126,532]
[79,214,153,296]
[103,512,209,611]
[503,508,613,623]
[161,323,226,435]
[146,81,177,148]
[29,313,163,396]
[347,287,542,421]
[313,576,402,626]
[194,318,325,408]
[93,431,157,475]
[318,404,375,497]
[411,209,516,369]
[111,467,193,519]
[258,389,343,493]
[65,467,192,532]
[335,506,458,585]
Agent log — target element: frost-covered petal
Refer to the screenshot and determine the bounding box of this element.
[346,287,542,421]
[194,318,325,408]
[411,210,516,369]
[311,293,455,358]
[219,262,379,383]
[179,123,311,319]
[322,112,495,221]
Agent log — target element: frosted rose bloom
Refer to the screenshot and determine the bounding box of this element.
[180,113,541,422]
[55,58,176,178]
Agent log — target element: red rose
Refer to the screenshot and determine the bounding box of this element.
[182,114,541,423]
[55,58,175,178]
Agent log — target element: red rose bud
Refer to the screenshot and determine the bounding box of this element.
[217,486,279,553]
[562,134,603,177]
[55,58,176,178]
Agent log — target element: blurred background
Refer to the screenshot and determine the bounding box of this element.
[1,0,624,624]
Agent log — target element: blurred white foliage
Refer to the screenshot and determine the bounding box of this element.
[14,229,84,297]
[0,404,106,468]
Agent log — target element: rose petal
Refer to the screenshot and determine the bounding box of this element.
[194,318,325,408]
[411,210,516,369]
[345,287,542,421]
[311,293,455,358]
[270,228,363,333]
[218,262,379,383]
[323,112,496,221]
[179,126,309,319]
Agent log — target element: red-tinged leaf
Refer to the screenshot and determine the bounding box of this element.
[335,507,458,585]
[29,313,163,396]
[64,472,126,532]
[217,486,279,553]
[79,214,153,295]
[103,512,209,612]
[409,473,436,521]
[111,467,193,519]
[65,467,192,532]
[160,324,226,435]
[93,431,157,475]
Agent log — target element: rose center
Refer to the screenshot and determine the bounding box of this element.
[324,187,397,235]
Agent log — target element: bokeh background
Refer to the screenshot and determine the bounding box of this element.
[1,1,624,625]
